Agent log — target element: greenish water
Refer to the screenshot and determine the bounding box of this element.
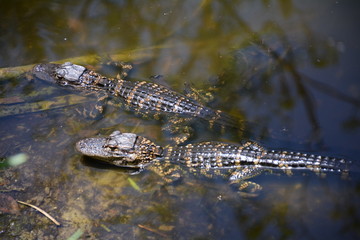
[1,0,360,239]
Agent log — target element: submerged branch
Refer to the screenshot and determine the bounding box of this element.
[138,224,169,238]
[0,44,173,80]
[0,94,91,118]
[302,75,360,108]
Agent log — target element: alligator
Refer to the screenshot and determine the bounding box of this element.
[32,62,241,141]
[76,130,350,191]
[31,62,351,191]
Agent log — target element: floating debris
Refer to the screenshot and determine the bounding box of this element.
[67,229,84,240]
[7,153,28,167]
[100,223,111,232]
[128,178,141,192]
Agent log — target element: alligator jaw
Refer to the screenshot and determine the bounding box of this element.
[76,136,144,168]
[76,137,110,160]
[32,63,61,82]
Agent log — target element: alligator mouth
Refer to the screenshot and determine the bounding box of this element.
[75,137,117,160]
[75,137,142,166]
[32,63,60,82]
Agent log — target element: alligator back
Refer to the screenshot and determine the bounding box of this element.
[76,68,239,127]
[164,141,350,173]
[113,79,238,127]
[32,62,240,128]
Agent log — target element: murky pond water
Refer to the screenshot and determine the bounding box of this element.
[1,0,360,239]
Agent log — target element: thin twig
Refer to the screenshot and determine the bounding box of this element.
[17,200,61,226]
[138,224,168,238]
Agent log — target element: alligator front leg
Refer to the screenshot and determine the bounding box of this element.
[75,91,110,119]
[229,166,264,197]
[100,59,134,80]
[163,116,194,144]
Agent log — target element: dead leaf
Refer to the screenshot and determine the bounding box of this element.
[0,193,20,215]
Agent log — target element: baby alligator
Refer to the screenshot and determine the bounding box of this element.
[76,131,350,188]
[32,62,238,129]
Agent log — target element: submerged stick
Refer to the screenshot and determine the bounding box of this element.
[138,224,168,238]
[0,94,91,118]
[17,200,61,226]
[0,44,172,80]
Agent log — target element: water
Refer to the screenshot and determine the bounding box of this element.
[0,0,360,239]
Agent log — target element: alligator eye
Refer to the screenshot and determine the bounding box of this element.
[59,80,68,86]
[55,73,65,81]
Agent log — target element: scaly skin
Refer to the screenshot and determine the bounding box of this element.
[163,142,348,172]
[32,62,239,128]
[76,131,350,183]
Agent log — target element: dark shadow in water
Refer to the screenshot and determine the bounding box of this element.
[80,155,141,175]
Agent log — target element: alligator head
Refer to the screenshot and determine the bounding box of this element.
[76,130,163,168]
[32,62,86,86]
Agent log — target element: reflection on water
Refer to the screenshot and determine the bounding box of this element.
[0,0,360,239]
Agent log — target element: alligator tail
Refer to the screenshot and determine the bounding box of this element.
[259,150,350,173]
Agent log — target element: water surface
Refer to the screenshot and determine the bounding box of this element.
[0,0,359,239]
